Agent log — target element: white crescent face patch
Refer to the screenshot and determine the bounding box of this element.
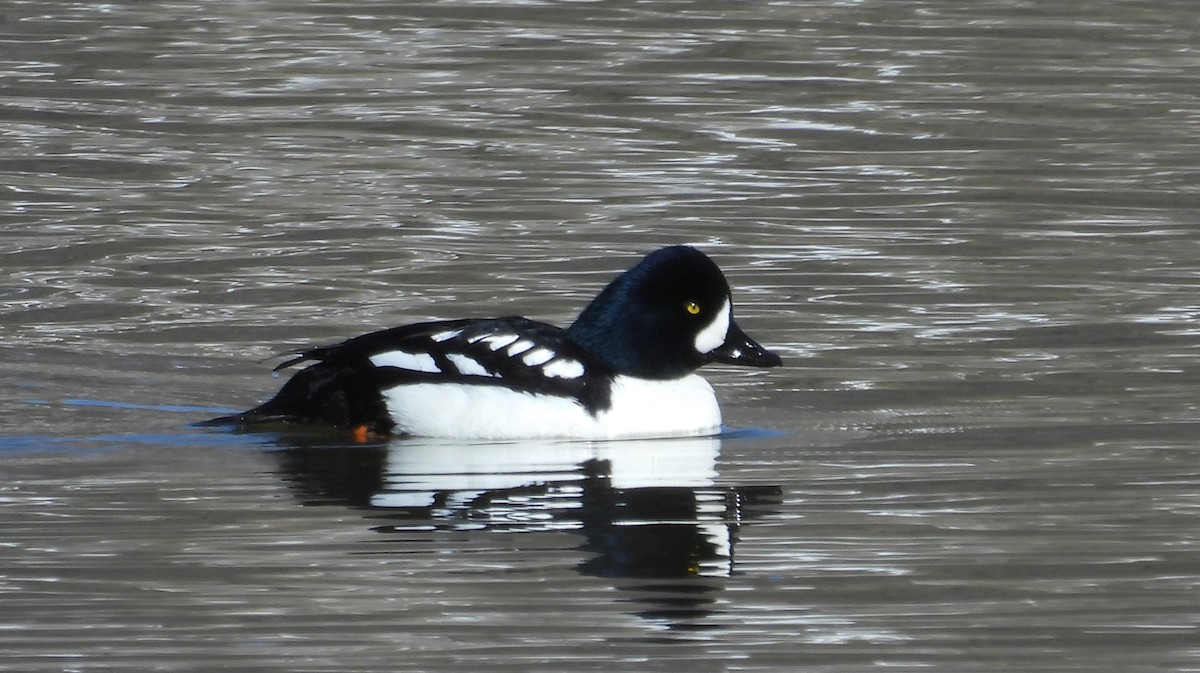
[693,297,731,354]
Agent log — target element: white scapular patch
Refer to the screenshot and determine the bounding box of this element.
[430,328,464,342]
[693,297,731,354]
[541,358,585,379]
[472,333,519,351]
[370,350,440,373]
[446,353,491,377]
[521,347,555,366]
[506,339,535,356]
[380,373,720,440]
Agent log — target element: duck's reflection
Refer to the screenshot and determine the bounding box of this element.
[271,435,780,623]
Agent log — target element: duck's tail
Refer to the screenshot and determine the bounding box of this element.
[196,361,396,435]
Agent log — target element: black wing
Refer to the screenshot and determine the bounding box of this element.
[278,317,613,407]
[207,317,615,432]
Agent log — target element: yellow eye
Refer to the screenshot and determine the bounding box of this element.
[685,301,701,315]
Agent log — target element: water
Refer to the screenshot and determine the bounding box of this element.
[3,1,1199,671]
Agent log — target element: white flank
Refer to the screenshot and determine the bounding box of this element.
[521,347,555,366]
[693,297,731,354]
[541,359,585,379]
[430,328,464,342]
[380,374,720,440]
[446,353,491,376]
[370,350,440,373]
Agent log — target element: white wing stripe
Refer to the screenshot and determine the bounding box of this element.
[506,339,535,356]
[473,333,520,350]
[521,347,555,366]
[542,359,585,379]
[371,325,584,381]
[430,328,464,342]
[447,353,492,377]
[371,350,440,373]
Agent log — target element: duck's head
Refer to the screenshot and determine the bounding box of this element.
[567,245,783,379]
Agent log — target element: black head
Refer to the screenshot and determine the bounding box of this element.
[567,245,782,379]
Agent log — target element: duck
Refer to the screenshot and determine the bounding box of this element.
[205,245,782,441]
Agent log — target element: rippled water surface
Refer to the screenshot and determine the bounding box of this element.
[3,1,1199,671]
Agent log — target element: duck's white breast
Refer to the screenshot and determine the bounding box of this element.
[380,374,721,440]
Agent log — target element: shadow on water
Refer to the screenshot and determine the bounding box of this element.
[269,433,782,626]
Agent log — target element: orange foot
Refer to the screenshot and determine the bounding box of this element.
[351,424,388,443]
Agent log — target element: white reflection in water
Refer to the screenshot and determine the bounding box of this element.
[274,435,780,581]
[376,435,720,507]
[375,436,736,577]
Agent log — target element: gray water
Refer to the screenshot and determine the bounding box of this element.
[2,1,1199,671]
